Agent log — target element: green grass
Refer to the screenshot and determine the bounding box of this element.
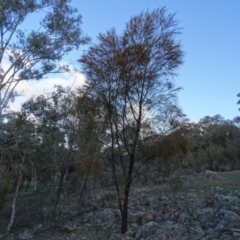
[154,170,240,200]
[192,171,240,196]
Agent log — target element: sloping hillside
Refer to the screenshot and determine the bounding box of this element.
[1,170,240,239]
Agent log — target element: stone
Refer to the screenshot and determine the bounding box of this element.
[6,171,240,240]
[162,220,175,229]
[142,213,155,224]
[128,211,144,223]
[33,223,42,232]
[187,193,197,198]
[62,222,76,233]
[143,221,158,228]
[230,228,240,237]
[83,212,94,223]
[135,221,159,239]
[125,229,135,237]
[205,170,219,179]
[109,233,129,240]
[19,230,33,239]
[159,196,169,201]
[70,232,76,238]
[188,226,205,238]
[219,195,237,202]
[197,207,213,216]
[94,208,115,223]
[233,232,240,237]
[178,212,190,223]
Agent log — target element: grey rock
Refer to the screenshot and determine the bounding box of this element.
[128,211,144,223]
[188,226,205,238]
[143,221,158,228]
[33,223,42,232]
[19,230,33,239]
[109,233,132,240]
[142,213,155,224]
[233,232,240,237]
[62,221,76,233]
[94,208,115,223]
[187,193,197,199]
[219,194,238,202]
[83,212,94,223]
[159,195,169,201]
[205,170,219,179]
[229,229,240,237]
[162,220,175,229]
[178,212,190,222]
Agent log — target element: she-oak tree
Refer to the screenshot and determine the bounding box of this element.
[79,8,184,233]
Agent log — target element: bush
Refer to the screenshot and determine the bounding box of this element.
[167,176,184,192]
[0,180,10,210]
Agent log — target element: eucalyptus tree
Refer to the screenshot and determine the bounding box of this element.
[80,8,184,233]
[74,91,107,200]
[237,93,240,111]
[189,115,240,171]
[0,0,89,115]
[0,112,40,233]
[21,88,77,214]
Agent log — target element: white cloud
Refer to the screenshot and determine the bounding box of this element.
[1,52,86,113]
[9,69,86,112]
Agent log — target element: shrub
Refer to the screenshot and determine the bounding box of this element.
[167,176,184,192]
[0,180,10,210]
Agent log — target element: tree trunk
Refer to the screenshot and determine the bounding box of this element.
[7,173,22,234]
[79,172,88,201]
[53,169,65,216]
[121,179,131,234]
[121,151,135,234]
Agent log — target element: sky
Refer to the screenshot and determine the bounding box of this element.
[8,0,240,122]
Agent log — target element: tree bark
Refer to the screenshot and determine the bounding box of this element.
[53,169,65,216]
[7,173,22,234]
[121,179,131,234]
[79,172,88,201]
[121,153,135,233]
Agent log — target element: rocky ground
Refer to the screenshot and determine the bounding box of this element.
[1,170,240,240]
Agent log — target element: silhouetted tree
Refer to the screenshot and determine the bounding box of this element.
[80,8,184,233]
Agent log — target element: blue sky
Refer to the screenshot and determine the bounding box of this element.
[10,0,240,123]
[70,0,240,122]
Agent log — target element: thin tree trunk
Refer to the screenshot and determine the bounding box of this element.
[108,113,123,216]
[53,169,65,216]
[7,173,22,234]
[79,172,88,201]
[121,153,135,234]
[121,179,131,234]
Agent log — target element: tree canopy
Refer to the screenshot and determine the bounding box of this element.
[0,3,239,236]
[80,7,184,233]
[0,0,89,115]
